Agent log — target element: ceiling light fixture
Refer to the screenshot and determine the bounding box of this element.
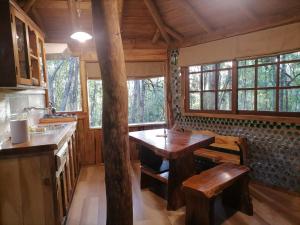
[71,31,92,43]
[70,0,92,43]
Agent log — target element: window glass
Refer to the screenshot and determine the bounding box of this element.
[189,93,201,110]
[238,67,255,88]
[47,56,82,112]
[202,72,215,90]
[218,91,232,110]
[257,89,276,111]
[189,73,201,91]
[257,65,277,87]
[88,77,165,128]
[280,51,300,61]
[202,92,215,110]
[218,70,232,90]
[280,62,300,87]
[128,77,165,124]
[238,90,254,111]
[202,64,215,71]
[88,80,103,128]
[279,89,300,112]
[238,59,255,67]
[257,56,277,64]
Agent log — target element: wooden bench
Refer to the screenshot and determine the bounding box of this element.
[182,163,253,225]
[191,130,248,166]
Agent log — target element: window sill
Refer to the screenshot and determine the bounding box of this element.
[182,111,300,124]
[89,121,166,130]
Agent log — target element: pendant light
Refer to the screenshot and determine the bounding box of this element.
[70,0,92,43]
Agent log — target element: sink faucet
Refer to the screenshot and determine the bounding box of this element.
[24,102,56,115]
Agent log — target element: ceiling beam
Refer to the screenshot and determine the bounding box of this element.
[23,0,38,12]
[31,6,46,32]
[143,0,171,44]
[152,29,160,43]
[36,0,90,10]
[164,25,183,42]
[177,0,212,33]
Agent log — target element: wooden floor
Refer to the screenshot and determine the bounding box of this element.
[66,164,300,225]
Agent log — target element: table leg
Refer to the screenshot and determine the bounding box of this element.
[167,152,195,210]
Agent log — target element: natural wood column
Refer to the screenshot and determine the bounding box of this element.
[91,1,133,225]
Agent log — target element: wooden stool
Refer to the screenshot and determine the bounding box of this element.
[182,163,253,225]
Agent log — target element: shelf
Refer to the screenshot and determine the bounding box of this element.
[141,166,169,184]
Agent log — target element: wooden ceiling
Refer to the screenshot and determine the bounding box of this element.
[18,0,300,49]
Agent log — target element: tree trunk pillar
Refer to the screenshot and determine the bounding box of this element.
[91,1,133,225]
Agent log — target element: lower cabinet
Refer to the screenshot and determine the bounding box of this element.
[55,133,80,225]
[0,129,80,225]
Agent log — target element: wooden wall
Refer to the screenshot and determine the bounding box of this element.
[76,114,164,165]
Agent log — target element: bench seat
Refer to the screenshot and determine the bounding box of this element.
[182,163,253,225]
[194,148,240,165]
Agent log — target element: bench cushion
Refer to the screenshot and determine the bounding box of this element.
[182,163,250,198]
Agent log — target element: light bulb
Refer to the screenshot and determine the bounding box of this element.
[70,31,92,43]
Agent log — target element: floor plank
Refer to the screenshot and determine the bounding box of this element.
[66,164,300,225]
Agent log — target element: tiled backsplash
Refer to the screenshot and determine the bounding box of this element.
[169,49,300,193]
[0,89,46,143]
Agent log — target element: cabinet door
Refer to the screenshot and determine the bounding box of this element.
[37,37,47,87]
[56,176,64,224]
[12,9,32,85]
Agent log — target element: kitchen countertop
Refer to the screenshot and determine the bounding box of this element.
[0,122,77,157]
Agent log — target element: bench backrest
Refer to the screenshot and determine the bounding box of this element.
[191,130,248,165]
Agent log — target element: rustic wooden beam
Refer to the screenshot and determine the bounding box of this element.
[143,0,171,44]
[164,25,183,42]
[91,1,133,225]
[36,0,91,9]
[31,6,46,32]
[152,28,160,43]
[23,0,37,12]
[177,0,212,33]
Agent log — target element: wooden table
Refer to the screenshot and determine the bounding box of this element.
[129,129,214,210]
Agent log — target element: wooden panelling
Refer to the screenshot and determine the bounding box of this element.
[77,123,165,165]
[0,154,56,225]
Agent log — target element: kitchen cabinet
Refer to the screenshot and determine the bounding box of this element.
[0,0,47,88]
[0,122,80,225]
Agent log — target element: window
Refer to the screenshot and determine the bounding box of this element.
[88,77,165,128]
[184,50,300,117]
[187,61,233,112]
[47,56,82,112]
[87,80,103,128]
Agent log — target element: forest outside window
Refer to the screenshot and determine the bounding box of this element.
[47,56,82,112]
[238,52,300,114]
[185,50,300,117]
[188,61,233,112]
[88,77,165,128]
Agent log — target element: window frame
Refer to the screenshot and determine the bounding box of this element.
[185,61,235,114]
[183,50,300,121]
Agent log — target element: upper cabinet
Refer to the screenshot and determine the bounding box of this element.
[0,0,47,88]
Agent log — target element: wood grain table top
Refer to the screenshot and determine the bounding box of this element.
[129,129,214,159]
[0,122,77,157]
